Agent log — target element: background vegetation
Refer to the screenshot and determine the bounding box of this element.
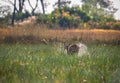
[0,0,120,30]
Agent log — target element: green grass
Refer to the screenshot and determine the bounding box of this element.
[0,43,120,83]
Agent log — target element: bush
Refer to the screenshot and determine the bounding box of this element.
[36,14,48,24]
[50,6,90,29]
[112,22,120,30]
[36,14,55,28]
[58,16,72,28]
[63,6,91,22]
[0,15,10,28]
[15,11,31,21]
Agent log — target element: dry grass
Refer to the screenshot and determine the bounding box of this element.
[0,28,10,43]
[0,25,120,44]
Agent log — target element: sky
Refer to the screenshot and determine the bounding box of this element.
[24,0,81,13]
[110,0,120,20]
[1,0,120,20]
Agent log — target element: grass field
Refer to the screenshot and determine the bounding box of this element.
[0,43,120,83]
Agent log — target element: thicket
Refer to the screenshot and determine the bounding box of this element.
[36,6,91,29]
[36,6,120,30]
[0,6,120,30]
[0,13,11,28]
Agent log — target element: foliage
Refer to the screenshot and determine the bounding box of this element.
[36,14,54,28]
[36,6,116,29]
[81,0,117,24]
[112,22,120,30]
[81,0,117,16]
[64,6,91,22]
[36,14,49,24]
[0,5,11,27]
[58,16,72,28]
[0,14,11,28]
[15,11,31,21]
[0,5,11,17]
[37,6,91,29]
[0,0,119,29]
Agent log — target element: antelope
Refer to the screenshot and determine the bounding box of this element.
[65,44,79,55]
[65,43,89,57]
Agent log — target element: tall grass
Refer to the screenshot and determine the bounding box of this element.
[0,44,120,83]
[0,26,120,44]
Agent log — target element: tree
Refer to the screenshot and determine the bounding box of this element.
[0,4,11,27]
[2,0,26,25]
[58,0,62,17]
[3,0,26,13]
[40,0,45,14]
[81,0,117,21]
[18,0,25,13]
[0,4,11,17]
[11,0,16,25]
[28,0,39,15]
[54,0,71,17]
[51,6,90,29]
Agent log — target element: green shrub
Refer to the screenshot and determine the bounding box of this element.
[50,6,91,29]
[0,15,10,28]
[112,22,120,30]
[58,16,72,28]
[37,15,46,23]
[36,14,55,28]
[15,11,31,21]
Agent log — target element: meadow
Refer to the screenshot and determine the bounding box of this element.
[0,43,120,83]
[0,25,120,83]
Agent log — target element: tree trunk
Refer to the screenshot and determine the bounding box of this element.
[58,0,62,17]
[40,0,45,14]
[28,0,38,15]
[11,0,16,25]
[18,0,25,13]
